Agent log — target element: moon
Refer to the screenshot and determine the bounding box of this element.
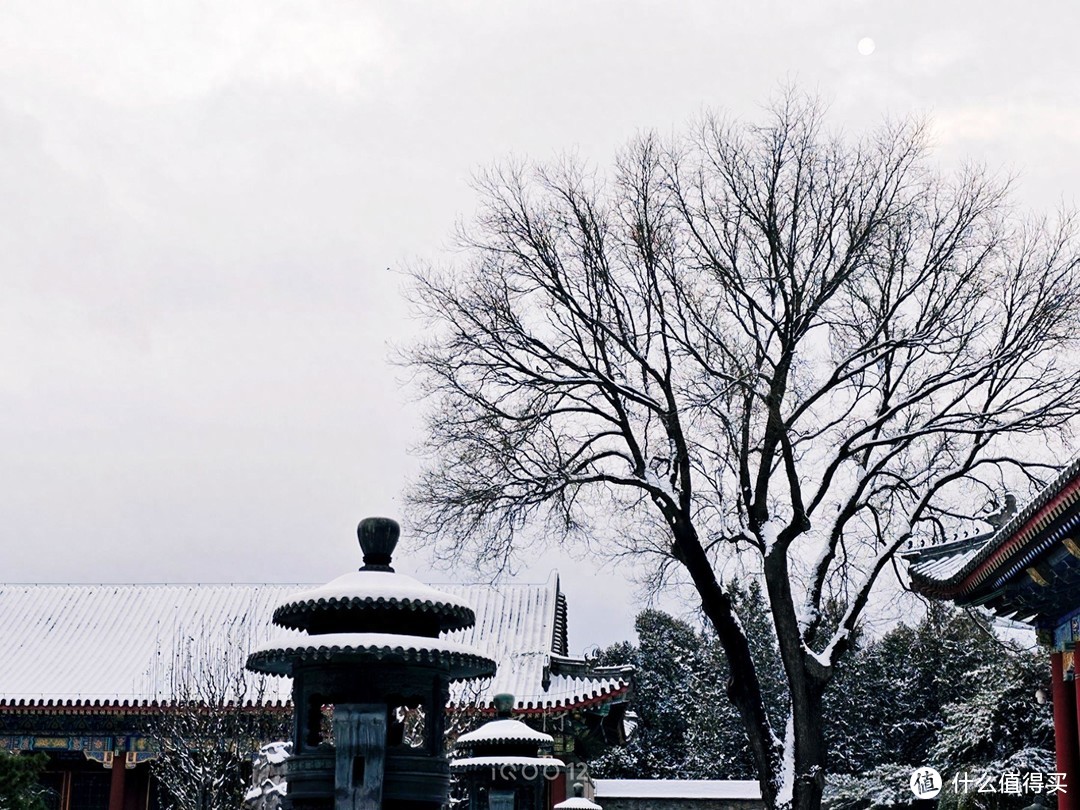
[858,37,876,56]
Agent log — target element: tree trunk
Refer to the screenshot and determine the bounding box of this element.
[669,516,782,809]
[790,685,827,810]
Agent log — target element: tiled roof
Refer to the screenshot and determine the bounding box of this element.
[905,535,994,585]
[906,457,1080,597]
[0,578,629,713]
[441,580,630,713]
[0,584,296,706]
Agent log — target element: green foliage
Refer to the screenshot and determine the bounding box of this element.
[0,751,48,810]
[826,764,922,810]
[593,597,1052,807]
[822,605,1052,809]
[591,580,785,779]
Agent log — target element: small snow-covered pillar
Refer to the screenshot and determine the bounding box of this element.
[451,693,564,810]
[553,783,601,810]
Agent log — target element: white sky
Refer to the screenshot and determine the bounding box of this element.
[2,0,1078,654]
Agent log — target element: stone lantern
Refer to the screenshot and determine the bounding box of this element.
[247,517,496,810]
[451,694,564,810]
[553,784,602,810]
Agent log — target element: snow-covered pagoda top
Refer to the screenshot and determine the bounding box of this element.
[272,572,475,634]
[455,693,555,749]
[452,692,564,772]
[455,718,555,748]
[247,518,496,681]
[553,800,602,810]
[271,518,475,635]
[554,784,602,810]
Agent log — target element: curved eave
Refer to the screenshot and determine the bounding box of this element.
[273,596,475,634]
[456,682,632,716]
[456,719,555,748]
[456,736,553,748]
[911,464,1080,599]
[450,756,565,773]
[246,635,496,680]
[0,698,292,714]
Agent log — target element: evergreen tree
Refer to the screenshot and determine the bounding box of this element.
[592,581,785,779]
[592,609,727,778]
[0,752,48,810]
[931,649,1053,810]
[823,605,1052,809]
[595,599,1051,806]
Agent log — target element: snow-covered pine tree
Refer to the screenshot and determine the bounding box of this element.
[0,751,48,810]
[592,582,785,779]
[823,605,1051,810]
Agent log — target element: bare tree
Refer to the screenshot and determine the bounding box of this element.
[403,91,1080,810]
[147,618,291,810]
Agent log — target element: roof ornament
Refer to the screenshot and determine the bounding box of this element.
[985,493,1018,530]
[358,516,398,572]
[493,692,515,718]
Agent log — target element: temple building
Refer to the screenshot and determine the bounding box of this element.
[0,574,631,810]
[905,458,1080,810]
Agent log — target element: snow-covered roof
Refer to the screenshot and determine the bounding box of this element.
[906,457,1080,596]
[0,577,629,712]
[442,579,630,713]
[553,797,602,810]
[248,632,495,679]
[449,756,564,772]
[272,571,476,633]
[0,584,297,705]
[905,535,994,584]
[455,718,554,747]
[593,780,762,800]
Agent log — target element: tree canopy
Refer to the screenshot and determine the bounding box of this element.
[405,90,1080,810]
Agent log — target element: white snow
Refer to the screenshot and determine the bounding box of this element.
[450,756,565,770]
[760,519,781,554]
[252,632,494,660]
[642,470,678,501]
[593,780,761,800]
[553,798,603,810]
[909,539,990,582]
[278,572,475,614]
[260,741,291,765]
[456,718,554,746]
[777,713,795,808]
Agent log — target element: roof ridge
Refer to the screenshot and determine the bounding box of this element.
[0,582,312,587]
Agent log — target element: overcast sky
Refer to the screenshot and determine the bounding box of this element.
[2,0,1078,654]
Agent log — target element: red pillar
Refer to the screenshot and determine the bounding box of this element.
[1053,652,1079,810]
[107,754,127,810]
[549,771,567,810]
